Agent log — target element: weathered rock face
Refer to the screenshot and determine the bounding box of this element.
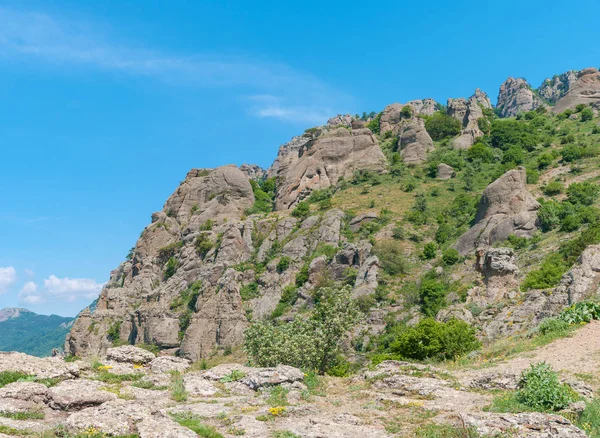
[447,91,488,149]
[456,167,539,254]
[163,165,254,223]
[497,77,544,117]
[238,164,265,181]
[470,247,519,304]
[273,127,386,209]
[552,67,600,113]
[461,412,586,437]
[554,244,600,305]
[538,70,578,104]
[66,160,379,361]
[397,117,434,164]
[327,114,354,127]
[379,99,437,134]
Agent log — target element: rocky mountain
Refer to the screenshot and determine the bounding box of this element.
[5,64,598,436]
[0,308,73,357]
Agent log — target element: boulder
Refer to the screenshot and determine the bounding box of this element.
[106,346,156,364]
[238,164,265,181]
[379,100,437,134]
[497,77,544,117]
[182,373,219,396]
[149,356,191,374]
[436,163,455,180]
[0,352,82,380]
[273,127,386,210]
[461,412,586,437]
[47,379,117,411]
[471,247,520,303]
[239,365,304,390]
[553,67,600,113]
[349,212,379,232]
[447,91,488,149]
[456,167,539,254]
[327,114,353,127]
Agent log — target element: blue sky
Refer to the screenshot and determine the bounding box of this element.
[0,0,598,316]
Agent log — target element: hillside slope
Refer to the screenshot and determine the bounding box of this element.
[0,308,73,357]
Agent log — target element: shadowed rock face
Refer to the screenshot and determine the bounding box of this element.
[497,77,544,117]
[552,67,600,113]
[455,167,539,254]
[272,127,387,210]
[538,70,578,104]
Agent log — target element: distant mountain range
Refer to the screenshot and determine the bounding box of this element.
[0,308,74,357]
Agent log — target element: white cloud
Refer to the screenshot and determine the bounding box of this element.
[43,275,104,302]
[0,7,351,124]
[19,281,41,304]
[0,267,17,294]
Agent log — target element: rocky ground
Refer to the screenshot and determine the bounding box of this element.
[1,338,598,437]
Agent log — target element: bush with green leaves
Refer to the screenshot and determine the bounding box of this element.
[246,178,275,214]
[580,107,594,122]
[244,286,360,373]
[424,112,461,140]
[291,201,310,219]
[516,363,574,411]
[537,318,571,336]
[567,181,600,206]
[170,281,202,340]
[521,253,568,291]
[466,142,494,163]
[442,248,460,266]
[374,241,409,276]
[537,201,562,232]
[419,279,447,317]
[421,242,437,260]
[276,256,291,273]
[195,233,213,258]
[543,181,563,196]
[385,318,480,362]
[490,119,540,151]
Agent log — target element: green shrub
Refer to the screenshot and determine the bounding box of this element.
[506,234,529,250]
[543,181,563,196]
[521,253,568,291]
[387,318,480,361]
[537,318,570,336]
[291,201,310,219]
[157,241,184,262]
[240,282,260,300]
[581,107,594,122]
[164,257,178,280]
[424,112,461,141]
[195,233,213,258]
[502,145,524,164]
[244,286,360,373]
[516,363,574,411]
[559,214,582,232]
[567,181,600,206]
[0,371,31,389]
[419,280,447,317]
[537,201,562,232]
[490,119,539,151]
[276,256,291,273]
[562,145,582,162]
[107,321,122,344]
[246,178,275,214]
[421,242,437,260]
[374,241,409,276]
[170,281,202,340]
[576,398,600,437]
[466,143,494,163]
[199,219,214,231]
[442,248,460,266]
[295,264,309,287]
[366,112,382,134]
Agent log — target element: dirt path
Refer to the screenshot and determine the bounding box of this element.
[455,321,600,384]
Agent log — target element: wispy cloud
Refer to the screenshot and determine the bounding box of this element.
[18,275,104,304]
[0,7,351,124]
[0,267,17,294]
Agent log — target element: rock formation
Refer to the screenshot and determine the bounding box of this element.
[456,167,540,254]
[538,70,578,104]
[436,163,455,180]
[327,114,354,127]
[379,99,436,134]
[396,117,434,163]
[552,67,600,113]
[497,77,544,117]
[272,127,386,209]
[447,89,491,149]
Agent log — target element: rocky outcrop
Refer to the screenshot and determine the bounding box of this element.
[379,99,437,134]
[239,164,265,181]
[447,89,492,149]
[456,167,539,254]
[471,247,520,303]
[163,165,254,223]
[538,70,578,104]
[461,412,586,437]
[397,117,434,163]
[266,135,311,179]
[554,244,600,305]
[497,77,544,117]
[327,114,354,127]
[552,67,600,113]
[106,345,156,364]
[273,127,386,209]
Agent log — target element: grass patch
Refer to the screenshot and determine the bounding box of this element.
[415,424,482,437]
[577,398,600,437]
[171,412,223,438]
[271,431,301,438]
[0,371,31,388]
[266,385,289,407]
[169,371,188,402]
[0,411,44,420]
[131,380,168,390]
[483,391,537,413]
[94,372,143,384]
[0,424,34,436]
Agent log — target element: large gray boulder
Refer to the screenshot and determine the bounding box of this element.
[497,77,544,117]
[106,345,156,364]
[552,67,600,113]
[447,89,491,149]
[461,412,586,437]
[456,167,539,254]
[554,244,600,305]
[273,127,386,210]
[397,117,434,163]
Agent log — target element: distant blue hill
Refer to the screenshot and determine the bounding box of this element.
[0,308,74,357]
